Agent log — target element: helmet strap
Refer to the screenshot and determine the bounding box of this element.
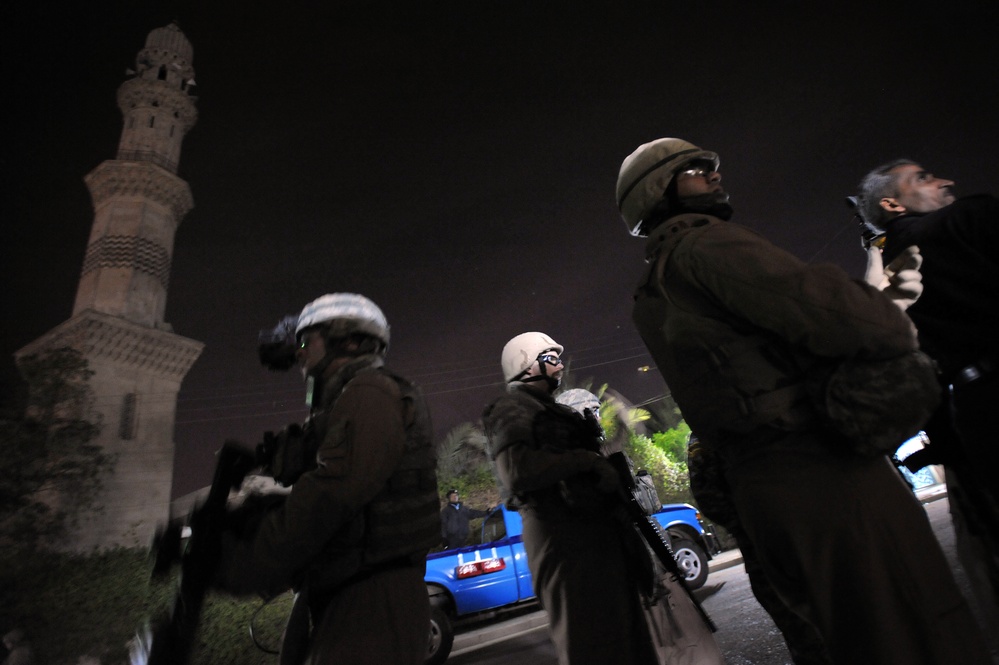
[302,330,357,404]
[513,354,560,392]
[305,352,336,407]
[305,374,318,408]
[640,178,682,234]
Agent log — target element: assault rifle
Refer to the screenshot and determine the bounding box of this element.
[132,441,258,665]
[606,451,716,632]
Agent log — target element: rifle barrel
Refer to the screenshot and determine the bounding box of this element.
[607,452,716,632]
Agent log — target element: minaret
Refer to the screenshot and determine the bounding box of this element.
[73,22,197,327]
[15,24,204,551]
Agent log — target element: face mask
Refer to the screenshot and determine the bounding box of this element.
[676,191,734,220]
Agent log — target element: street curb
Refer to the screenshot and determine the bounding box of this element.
[451,611,549,657]
[916,484,948,504]
[708,549,744,573]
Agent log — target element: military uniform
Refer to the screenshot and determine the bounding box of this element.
[483,385,660,665]
[217,355,440,665]
[688,435,832,665]
[633,213,991,664]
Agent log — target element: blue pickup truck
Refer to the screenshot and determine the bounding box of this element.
[424,503,718,664]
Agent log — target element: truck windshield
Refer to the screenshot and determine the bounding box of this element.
[480,508,507,544]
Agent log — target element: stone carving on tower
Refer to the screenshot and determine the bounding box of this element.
[15,23,204,551]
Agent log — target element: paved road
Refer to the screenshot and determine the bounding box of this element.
[445,495,996,664]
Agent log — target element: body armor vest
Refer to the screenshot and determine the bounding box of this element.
[532,399,604,455]
[632,215,816,447]
[633,215,938,454]
[486,387,608,512]
[360,369,441,565]
[306,363,440,596]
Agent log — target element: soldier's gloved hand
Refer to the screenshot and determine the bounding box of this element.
[591,457,620,494]
[882,245,923,310]
[864,245,923,310]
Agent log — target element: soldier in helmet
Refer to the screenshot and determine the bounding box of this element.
[554,388,618,455]
[483,333,703,665]
[214,293,440,665]
[615,138,992,664]
[484,341,723,664]
[554,389,725,664]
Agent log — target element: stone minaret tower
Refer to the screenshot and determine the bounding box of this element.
[16,23,204,550]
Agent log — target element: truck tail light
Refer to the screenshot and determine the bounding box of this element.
[455,557,507,579]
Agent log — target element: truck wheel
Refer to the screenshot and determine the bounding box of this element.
[671,538,709,590]
[426,605,454,665]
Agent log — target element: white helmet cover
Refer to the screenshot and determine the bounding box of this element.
[616,137,719,236]
[556,388,601,415]
[296,293,390,349]
[501,332,564,383]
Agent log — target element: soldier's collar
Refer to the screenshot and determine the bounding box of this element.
[644,213,719,261]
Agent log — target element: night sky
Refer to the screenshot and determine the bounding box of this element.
[4,1,998,498]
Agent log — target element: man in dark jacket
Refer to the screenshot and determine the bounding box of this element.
[214,293,440,665]
[857,160,999,644]
[440,489,491,549]
[617,138,991,665]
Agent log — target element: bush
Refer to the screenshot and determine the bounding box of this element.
[649,421,691,465]
[191,592,293,664]
[0,546,292,664]
[625,432,693,506]
[1,547,166,664]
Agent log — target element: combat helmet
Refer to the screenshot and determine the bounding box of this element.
[556,388,601,415]
[616,138,719,236]
[501,332,563,386]
[297,292,390,351]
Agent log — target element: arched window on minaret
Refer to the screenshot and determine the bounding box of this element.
[119,393,138,440]
[149,115,155,128]
[158,65,167,81]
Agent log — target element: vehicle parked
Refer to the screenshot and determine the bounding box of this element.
[424,503,718,664]
[652,503,718,590]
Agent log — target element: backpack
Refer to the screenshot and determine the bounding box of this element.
[633,470,663,516]
[816,350,941,456]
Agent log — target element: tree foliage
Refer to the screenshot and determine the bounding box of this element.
[641,393,685,432]
[1,347,113,551]
[649,421,691,464]
[435,421,490,483]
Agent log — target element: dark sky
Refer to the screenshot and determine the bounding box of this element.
[4,1,998,498]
